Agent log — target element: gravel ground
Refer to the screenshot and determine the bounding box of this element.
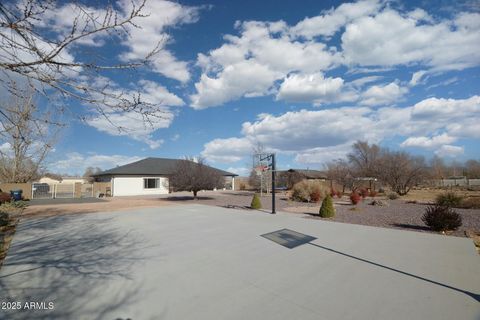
[162,191,480,238]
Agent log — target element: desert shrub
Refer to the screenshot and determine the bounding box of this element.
[0,200,28,210]
[319,195,335,218]
[290,181,328,203]
[250,193,262,209]
[387,193,399,200]
[0,193,11,204]
[336,190,343,198]
[378,187,385,194]
[350,192,361,205]
[422,205,462,232]
[330,188,337,198]
[459,197,480,209]
[369,200,389,207]
[359,188,368,198]
[310,189,322,203]
[369,190,378,198]
[0,211,9,227]
[435,192,463,208]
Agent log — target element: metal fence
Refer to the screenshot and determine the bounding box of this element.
[31,183,94,199]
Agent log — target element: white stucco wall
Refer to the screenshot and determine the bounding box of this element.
[112,176,169,196]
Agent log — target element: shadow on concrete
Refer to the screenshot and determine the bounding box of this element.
[0,214,150,319]
[164,196,215,201]
[391,223,431,232]
[307,242,480,303]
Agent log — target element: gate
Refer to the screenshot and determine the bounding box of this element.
[31,183,75,199]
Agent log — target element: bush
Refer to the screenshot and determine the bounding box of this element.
[319,195,335,218]
[290,181,328,203]
[369,190,378,198]
[0,211,9,227]
[378,187,385,194]
[359,188,368,199]
[250,193,262,209]
[350,192,361,205]
[0,192,11,204]
[0,200,28,210]
[239,183,246,191]
[435,192,463,208]
[387,193,399,200]
[422,205,462,232]
[336,190,343,198]
[330,188,337,198]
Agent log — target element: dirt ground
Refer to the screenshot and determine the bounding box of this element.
[23,196,173,218]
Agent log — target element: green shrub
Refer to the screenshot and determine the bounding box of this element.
[319,195,335,218]
[290,180,328,203]
[422,205,462,232]
[250,193,262,209]
[387,193,399,200]
[435,192,463,208]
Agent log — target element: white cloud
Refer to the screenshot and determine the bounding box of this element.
[342,9,480,71]
[409,70,427,86]
[435,145,464,158]
[191,20,341,108]
[118,0,201,82]
[201,138,253,163]
[85,80,183,149]
[291,0,381,39]
[201,95,480,165]
[190,1,480,109]
[50,152,142,175]
[400,133,456,148]
[276,73,356,105]
[360,82,408,106]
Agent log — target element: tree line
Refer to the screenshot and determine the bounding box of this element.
[326,141,480,196]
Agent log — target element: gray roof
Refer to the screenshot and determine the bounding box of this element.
[286,169,327,179]
[93,157,237,177]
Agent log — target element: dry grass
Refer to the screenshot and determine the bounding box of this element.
[22,197,173,219]
[402,188,480,203]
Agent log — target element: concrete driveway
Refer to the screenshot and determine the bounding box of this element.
[1,204,479,320]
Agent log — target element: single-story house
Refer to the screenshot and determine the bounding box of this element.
[92,157,238,197]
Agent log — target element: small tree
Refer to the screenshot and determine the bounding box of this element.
[250,193,262,209]
[83,167,102,183]
[169,157,225,199]
[319,195,335,218]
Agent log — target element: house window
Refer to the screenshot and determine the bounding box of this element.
[144,178,160,189]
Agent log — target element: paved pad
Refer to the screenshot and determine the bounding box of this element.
[1,205,479,319]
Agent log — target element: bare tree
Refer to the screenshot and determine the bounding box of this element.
[0,88,59,182]
[326,159,354,193]
[377,150,427,196]
[347,141,381,178]
[430,155,447,180]
[465,159,480,179]
[83,166,102,182]
[0,0,166,129]
[169,157,225,199]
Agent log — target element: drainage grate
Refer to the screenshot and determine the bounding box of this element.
[261,228,317,249]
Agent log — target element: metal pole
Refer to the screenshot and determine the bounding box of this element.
[271,153,276,214]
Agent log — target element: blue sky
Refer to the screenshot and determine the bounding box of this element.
[16,0,480,176]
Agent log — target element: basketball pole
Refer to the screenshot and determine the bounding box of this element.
[271,153,276,214]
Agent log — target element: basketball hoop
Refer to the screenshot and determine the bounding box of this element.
[254,165,269,176]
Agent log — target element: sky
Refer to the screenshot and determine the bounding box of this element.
[5,0,480,176]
